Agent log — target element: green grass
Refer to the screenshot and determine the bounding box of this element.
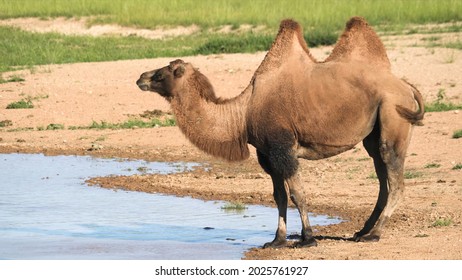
[5,99,34,109]
[425,102,462,112]
[5,117,175,132]
[1,0,460,28]
[0,119,13,127]
[425,89,462,112]
[68,118,176,130]
[453,129,462,139]
[46,123,65,130]
[0,0,461,72]
[424,163,441,169]
[221,201,248,212]
[367,173,378,180]
[0,25,203,72]
[0,74,25,84]
[431,217,453,227]
[404,171,423,179]
[453,163,462,170]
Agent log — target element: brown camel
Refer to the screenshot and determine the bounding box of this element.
[136,17,424,248]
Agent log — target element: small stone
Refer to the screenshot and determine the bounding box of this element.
[88,143,103,151]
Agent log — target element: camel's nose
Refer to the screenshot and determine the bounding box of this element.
[136,77,150,91]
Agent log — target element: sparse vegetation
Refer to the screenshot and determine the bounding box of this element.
[136,166,149,173]
[68,118,175,130]
[452,163,462,170]
[221,201,248,212]
[46,123,65,130]
[6,99,34,109]
[432,217,453,227]
[425,89,462,112]
[89,118,176,129]
[95,136,106,142]
[425,163,441,168]
[0,120,13,127]
[404,171,423,179]
[442,50,456,63]
[421,36,441,42]
[453,129,462,139]
[0,75,25,84]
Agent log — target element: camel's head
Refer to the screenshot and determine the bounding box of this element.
[137,59,220,103]
[136,59,189,101]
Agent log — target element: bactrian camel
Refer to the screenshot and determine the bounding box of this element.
[136,17,424,248]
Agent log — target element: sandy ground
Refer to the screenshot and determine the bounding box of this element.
[1,20,461,259]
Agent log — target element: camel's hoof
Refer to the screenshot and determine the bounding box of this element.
[263,239,288,249]
[295,237,317,248]
[354,233,380,242]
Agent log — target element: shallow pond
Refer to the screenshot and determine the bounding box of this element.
[0,153,342,260]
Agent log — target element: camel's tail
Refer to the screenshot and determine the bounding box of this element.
[395,80,425,126]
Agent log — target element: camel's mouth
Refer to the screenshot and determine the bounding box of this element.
[136,79,150,91]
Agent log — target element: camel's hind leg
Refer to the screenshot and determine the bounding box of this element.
[354,120,388,241]
[355,110,413,242]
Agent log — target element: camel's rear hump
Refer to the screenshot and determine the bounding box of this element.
[325,16,391,69]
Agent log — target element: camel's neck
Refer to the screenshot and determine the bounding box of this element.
[170,82,252,161]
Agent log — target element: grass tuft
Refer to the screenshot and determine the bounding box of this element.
[404,171,423,179]
[6,99,34,109]
[425,89,462,112]
[46,123,65,130]
[0,120,13,127]
[453,129,462,139]
[452,163,462,170]
[221,201,248,212]
[69,118,176,130]
[431,217,453,227]
[424,163,441,169]
[0,75,25,84]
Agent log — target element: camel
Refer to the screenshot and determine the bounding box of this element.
[136,17,424,248]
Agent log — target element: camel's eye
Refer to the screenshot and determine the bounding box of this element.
[153,72,164,82]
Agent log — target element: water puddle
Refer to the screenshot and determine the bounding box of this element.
[0,153,342,260]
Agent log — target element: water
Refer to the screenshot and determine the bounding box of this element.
[0,153,342,260]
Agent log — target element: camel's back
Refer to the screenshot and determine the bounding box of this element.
[247,60,399,152]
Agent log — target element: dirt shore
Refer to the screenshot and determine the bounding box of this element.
[1,30,461,259]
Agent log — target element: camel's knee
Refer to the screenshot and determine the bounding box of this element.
[289,186,306,208]
[379,140,404,169]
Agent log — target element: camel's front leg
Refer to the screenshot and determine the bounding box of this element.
[257,149,289,248]
[263,173,289,248]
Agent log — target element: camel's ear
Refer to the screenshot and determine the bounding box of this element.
[174,65,185,78]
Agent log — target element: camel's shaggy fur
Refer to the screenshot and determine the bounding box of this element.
[137,16,424,248]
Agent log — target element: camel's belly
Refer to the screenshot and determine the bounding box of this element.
[296,142,357,160]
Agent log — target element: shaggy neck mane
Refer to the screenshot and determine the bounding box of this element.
[170,69,250,161]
